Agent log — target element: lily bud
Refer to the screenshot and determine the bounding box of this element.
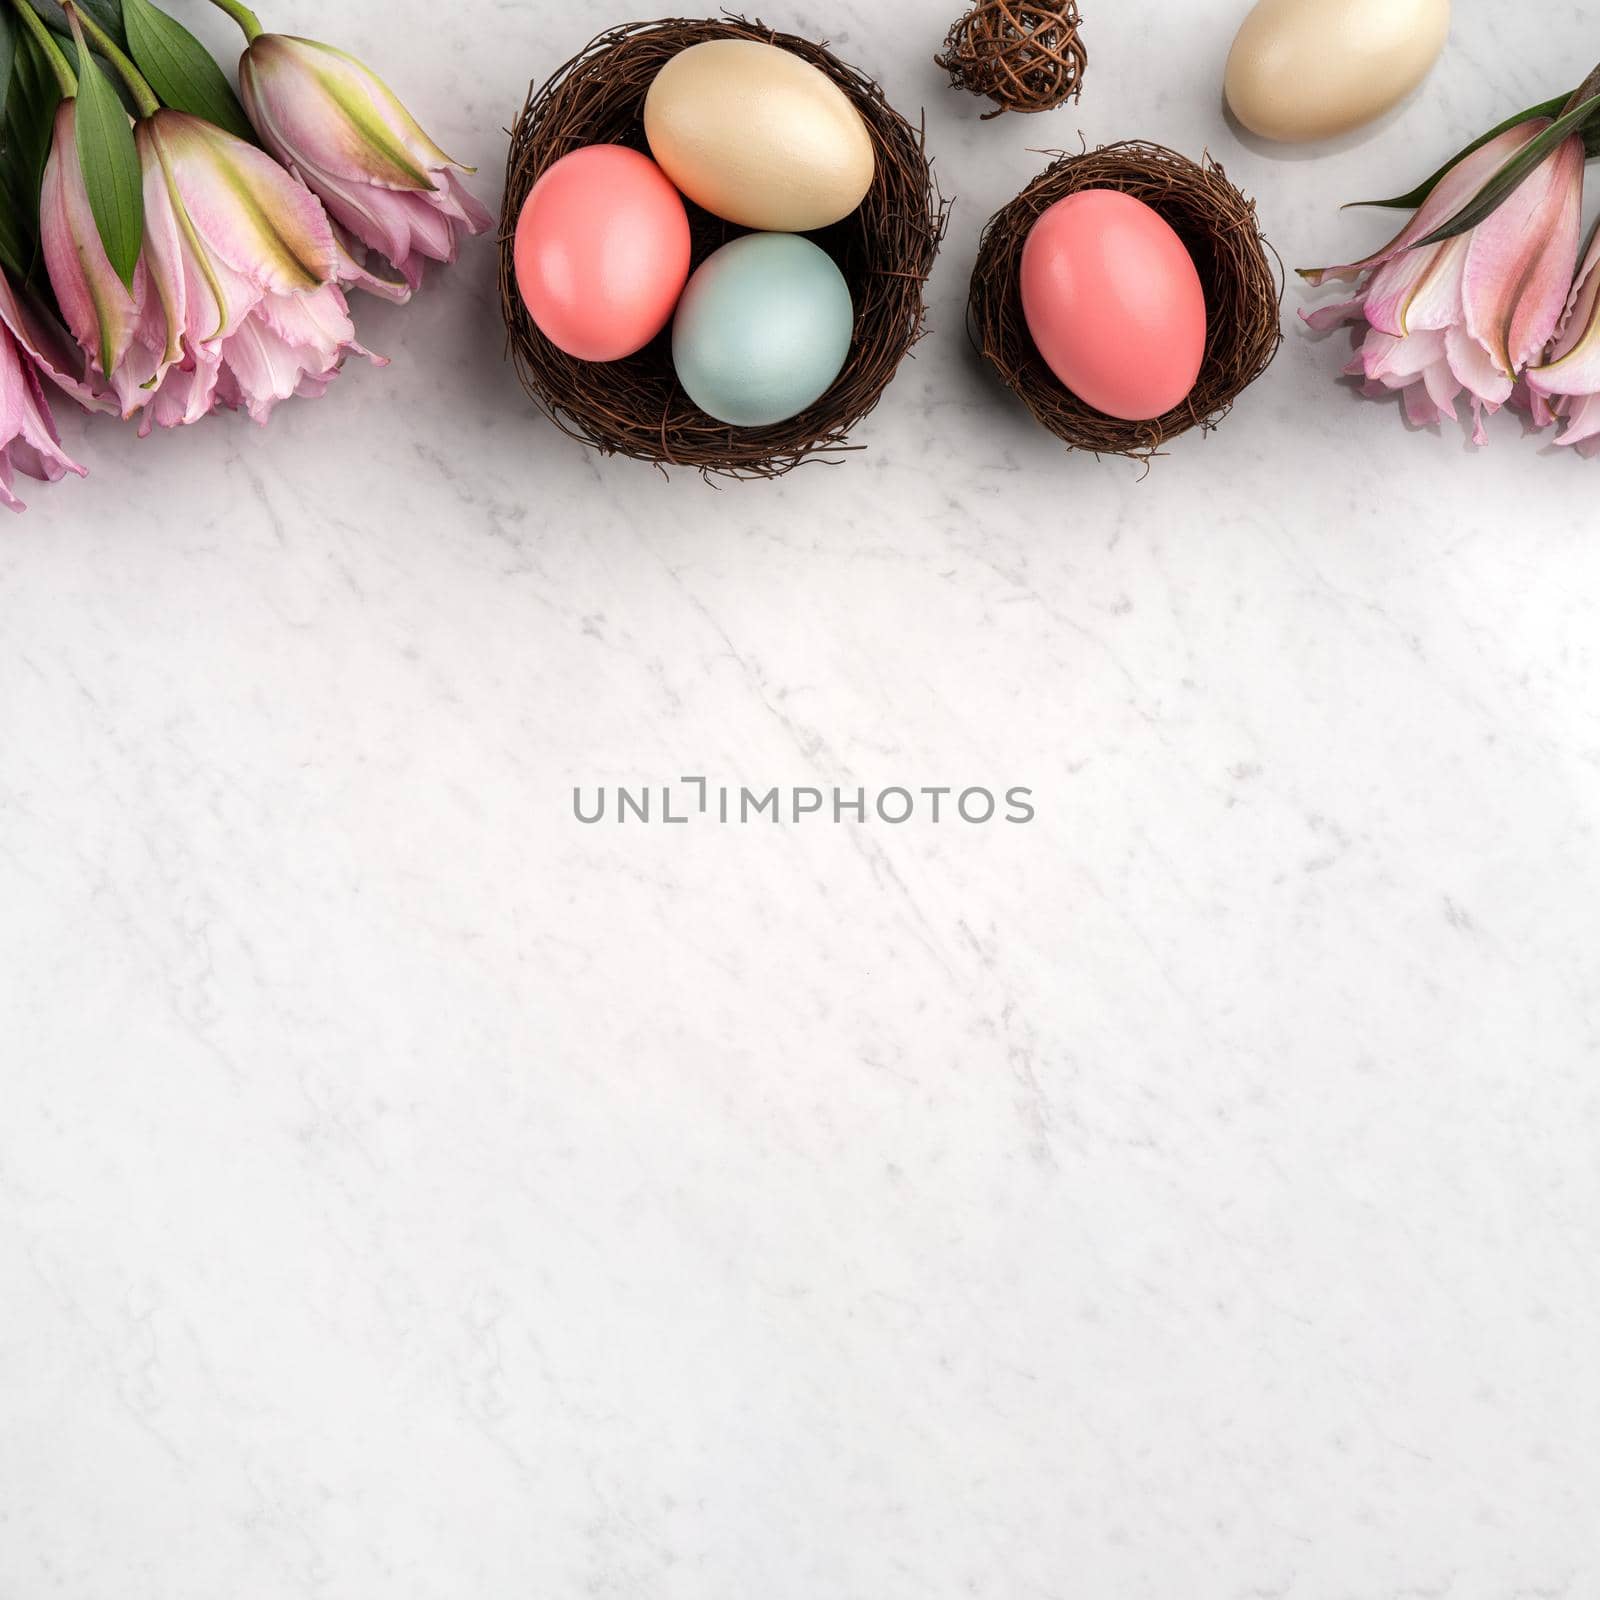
[136,109,381,430]
[40,101,178,419]
[238,34,493,293]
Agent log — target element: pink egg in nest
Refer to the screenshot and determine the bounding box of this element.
[515,145,691,363]
[1020,189,1207,422]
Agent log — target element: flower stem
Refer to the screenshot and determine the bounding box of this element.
[6,0,77,97]
[64,1,159,116]
[204,0,263,42]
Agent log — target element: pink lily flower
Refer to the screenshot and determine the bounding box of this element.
[0,271,111,512]
[1526,227,1600,454]
[40,100,178,419]
[1301,119,1584,442]
[238,34,493,293]
[136,109,382,431]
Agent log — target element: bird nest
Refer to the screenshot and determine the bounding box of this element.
[936,0,1088,118]
[968,142,1283,461]
[499,16,949,480]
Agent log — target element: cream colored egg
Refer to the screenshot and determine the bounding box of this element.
[644,39,875,232]
[1225,0,1450,143]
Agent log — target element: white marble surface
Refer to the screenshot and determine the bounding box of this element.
[4,1,1600,1595]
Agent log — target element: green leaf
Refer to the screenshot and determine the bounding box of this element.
[71,14,144,288]
[3,28,65,274]
[33,0,127,50]
[0,193,28,279]
[1415,90,1600,248]
[121,0,254,141]
[42,20,142,116]
[0,8,17,125]
[1350,96,1571,211]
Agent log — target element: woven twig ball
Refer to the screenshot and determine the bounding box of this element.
[936,0,1087,118]
[498,17,949,480]
[968,142,1283,462]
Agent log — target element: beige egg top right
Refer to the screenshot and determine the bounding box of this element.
[1224,0,1452,143]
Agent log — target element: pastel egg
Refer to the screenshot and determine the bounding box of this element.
[1020,190,1207,423]
[1226,0,1450,143]
[644,39,875,232]
[672,233,853,427]
[514,145,691,362]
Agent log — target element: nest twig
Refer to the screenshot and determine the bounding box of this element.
[499,16,949,480]
[968,142,1283,462]
[937,1,1087,118]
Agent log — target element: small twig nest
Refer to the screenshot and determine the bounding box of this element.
[499,16,949,480]
[936,0,1087,118]
[969,142,1283,462]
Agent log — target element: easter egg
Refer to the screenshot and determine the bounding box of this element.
[1020,190,1207,423]
[644,39,875,232]
[514,145,691,362]
[671,233,853,427]
[1226,0,1450,143]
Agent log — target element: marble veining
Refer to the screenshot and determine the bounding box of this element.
[2,2,1598,1596]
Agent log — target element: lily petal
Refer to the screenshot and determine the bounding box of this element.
[146,110,337,297]
[0,272,115,416]
[0,320,87,512]
[1363,326,1448,384]
[1445,323,1513,409]
[136,353,222,437]
[215,282,380,425]
[1362,235,1472,336]
[1528,226,1600,397]
[1552,390,1600,448]
[1403,381,1450,429]
[1463,133,1584,378]
[332,224,413,303]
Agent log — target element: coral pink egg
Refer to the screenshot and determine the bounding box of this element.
[1020,189,1208,422]
[514,145,691,363]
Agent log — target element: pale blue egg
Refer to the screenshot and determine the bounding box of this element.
[671,233,854,427]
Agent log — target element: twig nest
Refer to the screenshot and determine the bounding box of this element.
[936,0,1087,118]
[968,143,1283,461]
[499,17,948,480]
